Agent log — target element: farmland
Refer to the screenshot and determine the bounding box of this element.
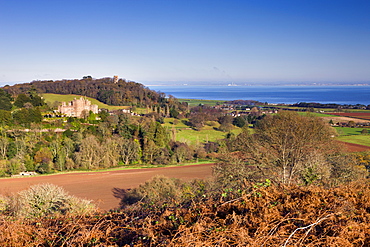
[327,112,370,120]
[163,118,243,145]
[0,163,213,211]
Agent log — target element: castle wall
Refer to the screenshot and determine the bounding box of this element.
[58,97,98,117]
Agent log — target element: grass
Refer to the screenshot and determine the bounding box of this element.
[334,126,370,146]
[297,112,337,117]
[42,93,130,111]
[163,117,243,145]
[176,126,242,145]
[178,98,225,107]
[334,127,365,136]
[163,118,190,128]
[337,135,370,146]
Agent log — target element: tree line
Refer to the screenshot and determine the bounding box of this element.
[2,77,168,107]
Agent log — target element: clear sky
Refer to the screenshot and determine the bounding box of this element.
[1,0,369,86]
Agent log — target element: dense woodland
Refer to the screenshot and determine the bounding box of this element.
[2,77,168,107]
[2,79,370,245]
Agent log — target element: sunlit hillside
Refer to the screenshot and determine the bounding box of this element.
[42,93,130,111]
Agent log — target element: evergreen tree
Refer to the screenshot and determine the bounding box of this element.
[14,94,31,108]
[0,89,12,111]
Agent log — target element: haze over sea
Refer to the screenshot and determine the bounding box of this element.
[147,85,370,105]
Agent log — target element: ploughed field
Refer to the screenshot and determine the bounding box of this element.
[326,112,370,120]
[340,141,370,152]
[0,164,213,211]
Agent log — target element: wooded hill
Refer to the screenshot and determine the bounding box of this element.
[2,77,166,107]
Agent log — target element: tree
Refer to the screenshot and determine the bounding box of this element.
[117,138,141,165]
[28,89,45,106]
[188,113,206,130]
[12,108,42,125]
[14,94,31,108]
[233,116,246,128]
[234,111,341,185]
[145,121,170,148]
[0,136,9,160]
[169,107,179,118]
[34,147,53,173]
[0,89,12,111]
[171,142,192,163]
[218,115,234,132]
[50,139,67,171]
[348,120,356,127]
[0,110,12,125]
[74,135,102,169]
[142,139,160,164]
[250,107,260,116]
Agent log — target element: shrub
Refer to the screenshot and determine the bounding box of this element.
[116,175,222,210]
[6,183,96,218]
[121,175,184,208]
[0,195,7,213]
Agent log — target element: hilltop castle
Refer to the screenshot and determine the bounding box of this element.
[58,97,98,118]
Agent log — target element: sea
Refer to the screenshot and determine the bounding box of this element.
[147,85,370,105]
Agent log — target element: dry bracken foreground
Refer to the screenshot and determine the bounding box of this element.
[1,182,370,246]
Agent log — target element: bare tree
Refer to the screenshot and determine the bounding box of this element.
[237,111,341,185]
[0,136,8,160]
[117,138,141,165]
[75,135,103,169]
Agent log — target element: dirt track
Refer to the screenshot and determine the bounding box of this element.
[0,164,214,211]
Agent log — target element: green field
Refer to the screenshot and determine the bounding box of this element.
[163,118,190,129]
[42,93,130,111]
[297,112,336,117]
[177,127,242,145]
[337,135,370,146]
[334,126,370,146]
[163,118,242,145]
[334,127,365,136]
[178,98,225,107]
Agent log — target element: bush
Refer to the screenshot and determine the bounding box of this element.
[6,183,96,218]
[121,175,184,208]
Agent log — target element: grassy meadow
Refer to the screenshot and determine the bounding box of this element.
[334,126,370,146]
[163,118,242,145]
[178,98,225,107]
[297,112,337,117]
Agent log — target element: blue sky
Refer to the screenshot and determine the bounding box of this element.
[1,0,369,86]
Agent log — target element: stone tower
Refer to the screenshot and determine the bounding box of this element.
[113,75,119,84]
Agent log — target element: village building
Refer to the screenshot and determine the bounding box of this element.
[58,97,98,117]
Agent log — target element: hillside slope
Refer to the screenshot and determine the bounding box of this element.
[2,77,165,107]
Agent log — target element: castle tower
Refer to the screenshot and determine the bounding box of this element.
[113,75,119,84]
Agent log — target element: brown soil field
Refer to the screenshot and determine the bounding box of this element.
[0,164,213,211]
[339,141,370,152]
[326,112,370,121]
[321,116,370,123]
[327,112,370,117]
